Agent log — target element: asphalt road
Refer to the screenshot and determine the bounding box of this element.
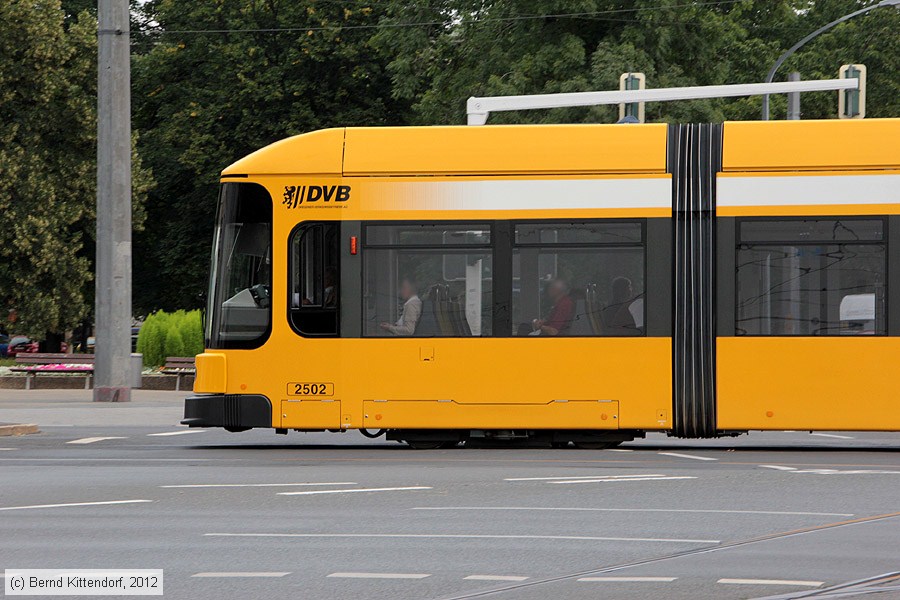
[1,392,899,599]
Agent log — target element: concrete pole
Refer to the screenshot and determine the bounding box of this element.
[787,72,801,120]
[94,0,132,402]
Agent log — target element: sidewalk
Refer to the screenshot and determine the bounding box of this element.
[0,389,186,427]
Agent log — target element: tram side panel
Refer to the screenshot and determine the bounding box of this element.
[715,119,900,432]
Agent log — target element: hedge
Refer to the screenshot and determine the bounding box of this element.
[137,309,204,367]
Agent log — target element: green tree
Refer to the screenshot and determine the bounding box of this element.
[132,0,408,313]
[0,1,153,338]
[776,1,900,119]
[164,323,186,359]
[136,312,165,367]
[372,0,897,123]
[183,310,205,356]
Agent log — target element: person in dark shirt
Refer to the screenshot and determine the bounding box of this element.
[531,279,575,336]
[601,276,639,334]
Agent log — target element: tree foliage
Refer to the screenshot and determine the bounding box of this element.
[373,0,898,124]
[131,0,408,312]
[3,1,897,329]
[0,0,153,336]
[136,309,203,366]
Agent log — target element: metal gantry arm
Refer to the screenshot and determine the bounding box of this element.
[466,79,858,125]
[762,0,900,120]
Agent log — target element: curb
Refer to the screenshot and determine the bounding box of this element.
[0,423,40,436]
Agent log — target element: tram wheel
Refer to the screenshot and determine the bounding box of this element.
[573,440,622,450]
[550,441,570,449]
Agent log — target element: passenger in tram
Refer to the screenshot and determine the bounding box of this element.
[380,277,423,336]
[293,267,337,308]
[322,267,337,308]
[601,276,639,334]
[526,278,575,336]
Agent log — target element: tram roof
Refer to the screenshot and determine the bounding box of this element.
[221,118,900,178]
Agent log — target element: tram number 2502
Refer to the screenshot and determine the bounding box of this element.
[286,382,334,397]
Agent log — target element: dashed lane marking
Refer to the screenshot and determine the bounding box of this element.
[551,476,697,484]
[66,437,127,444]
[792,469,900,475]
[505,474,668,481]
[658,452,718,461]
[411,507,854,517]
[278,486,431,496]
[0,499,152,512]
[328,573,430,580]
[161,482,357,488]
[147,430,207,437]
[192,572,290,578]
[464,575,529,582]
[810,433,854,440]
[760,466,900,475]
[578,577,677,583]
[206,533,720,544]
[718,578,823,587]
[0,458,215,462]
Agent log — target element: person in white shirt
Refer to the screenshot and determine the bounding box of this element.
[380,278,422,336]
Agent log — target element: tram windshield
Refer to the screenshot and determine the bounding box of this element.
[206,182,272,348]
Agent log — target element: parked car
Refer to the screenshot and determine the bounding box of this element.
[6,336,68,357]
[6,336,32,358]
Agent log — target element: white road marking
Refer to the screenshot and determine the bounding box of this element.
[810,433,854,440]
[464,575,529,582]
[411,507,854,517]
[760,465,900,475]
[0,458,216,462]
[328,573,430,580]
[792,469,900,475]
[0,448,16,451]
[551,476,697,484]
[718,578,823,587]
[658,452,718,461]
[0,499,152,512]
[206,533,719,544]
[66,437,127,444]
[578,576,677,583]
[607,448,633,452]
[192,572,290,578]
[148,430,207,437]
[278,486,431,496]
[161,482,357,488]
[506,474,668,481]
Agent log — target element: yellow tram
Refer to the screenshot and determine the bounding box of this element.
[183,118,900,448]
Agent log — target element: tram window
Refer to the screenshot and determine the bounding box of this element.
[366,223,490,246]
[516,222,642,245]
[736,219,886,336]
[363,224,492,337]
[206,182,272,349]
[289,222,340,336]
[740,219,883,243]
[512,222,645,337]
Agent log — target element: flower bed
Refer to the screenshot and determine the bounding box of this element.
[11,364,93,372]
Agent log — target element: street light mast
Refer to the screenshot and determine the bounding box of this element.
[761,0,900,120]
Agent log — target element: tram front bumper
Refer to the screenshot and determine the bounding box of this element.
[182,394,273,429]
